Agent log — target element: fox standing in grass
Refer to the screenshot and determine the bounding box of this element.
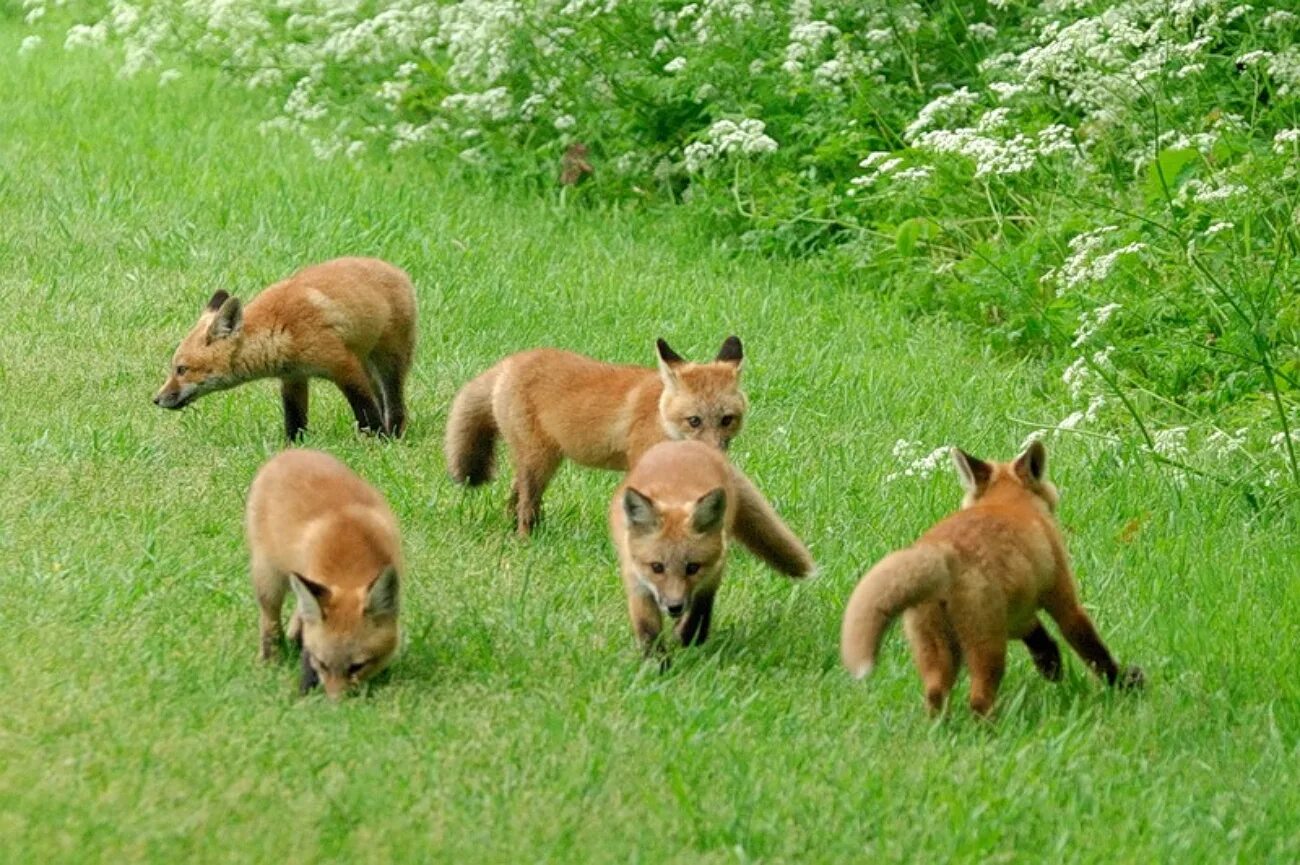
[841,442,1143,716]
[610,440,810,655]
[246,449,402,699]
[154,257,416,440]
[446,337,813,577]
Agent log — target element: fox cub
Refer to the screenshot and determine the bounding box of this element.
[154,257,416,440]
[246,449,402,699]
[610,441,811,656]
[840,442,1142,717]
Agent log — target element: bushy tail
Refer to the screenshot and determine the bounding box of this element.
[840,545,952,679]
[445,366,500,485]
[729,468,815,578]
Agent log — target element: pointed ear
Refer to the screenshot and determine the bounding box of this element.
[656,338,683,389]
[690,487,727,534]
[1014,440,1048,483]
[950,447,992,495]
[289,573,328,622]
[207,295,243,341]
[365,566,400,617]
[623,487,660,533]
[205,289,230,312]
[715,335,743,367]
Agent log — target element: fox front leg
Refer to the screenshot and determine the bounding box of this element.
[299,650,321,695]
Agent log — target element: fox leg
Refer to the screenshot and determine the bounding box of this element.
[676,589,716,647]
[370,351,410,438]
[253,558,286,663]
[1021,618,1063,682]
[328,356,385,435]
[904,605,958,716]
[961,636,1007,718]
[280,376,310,441]
[628,590,664,656]
[1044,595,1144,689]
[507,444,561,537]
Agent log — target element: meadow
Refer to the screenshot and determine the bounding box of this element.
[2,14,1300,865]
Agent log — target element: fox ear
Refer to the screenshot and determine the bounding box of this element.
[715,335,743,367]
[207,295,243,341]
[950,448,992,495]
[289,573,328,622]
[1014,440,1048,483]
[205,289,230,312]
[691,487,727,534]
[365,566,400,617]
[623,487,660,532]
[656,338,684,388]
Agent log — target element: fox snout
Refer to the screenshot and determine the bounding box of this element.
[153,381,195,410]
[665,600,687,619]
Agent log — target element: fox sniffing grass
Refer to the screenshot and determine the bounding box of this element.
[840,441,1143,717]
[610,440,810,656]
[445,337,813,577]
[246,449,402,699]
[154,257,416,440]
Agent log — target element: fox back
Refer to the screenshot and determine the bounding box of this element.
[246,449,402,698]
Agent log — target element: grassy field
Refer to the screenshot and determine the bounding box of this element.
[2,21,1299,865]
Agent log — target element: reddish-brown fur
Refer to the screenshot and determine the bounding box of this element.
[246,449,402,699]
[840,442,1143,717]
[153,257,416,439]
[444,338,813,577]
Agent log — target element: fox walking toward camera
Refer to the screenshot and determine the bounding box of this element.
[609,440,810,655]
[246,449,402,699]
[840,442,1143,717]
[153,257,416,439]
[445,337,812,576]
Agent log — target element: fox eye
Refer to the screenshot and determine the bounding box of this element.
[720,415,734,427]
[347,662,367,677]
[685,562,701,576]
[650,562,665,574]
[686,416,702,428]
[175,365,188,376]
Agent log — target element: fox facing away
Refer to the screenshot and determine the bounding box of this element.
[610,441,811,656]
[445,337,812,577]
[246,449,402,699]
[154,257,416,440]
[840,441,1143,717]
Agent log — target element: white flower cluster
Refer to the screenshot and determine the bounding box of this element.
[1071,303,1122,349]
[848,152,931,194]
[1045,227,1147,292]
[684,118,778,173]
[883,440,952,483]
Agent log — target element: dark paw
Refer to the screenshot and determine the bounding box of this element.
[1118,665,1145,691]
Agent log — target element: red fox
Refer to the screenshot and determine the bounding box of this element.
[153,257,416,440]
[609,440,810,655]
[246,449,402,699]
[445,337,811,576]
[840,441,1143,716]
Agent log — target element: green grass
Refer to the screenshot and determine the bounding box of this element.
[2,22,1299,865]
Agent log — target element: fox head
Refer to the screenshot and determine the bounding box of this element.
[153,290,245,409]
[289,566,400,700]
[622,485,727,619]
[951,440,1059,513]
[656,336,748,452]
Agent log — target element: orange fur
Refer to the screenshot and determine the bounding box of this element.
[246,449,402,699]
[154,257,416,439]
[840,441,1143,716]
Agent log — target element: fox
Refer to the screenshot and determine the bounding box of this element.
[840,441,1143,717]
[610,440,811,656]
[153,257,416,440]
[246,448,402,700]
[445,337,812,577]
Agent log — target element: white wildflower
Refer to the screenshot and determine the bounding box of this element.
[905,87,980,142]
[158,68,181,86]
[1152,427,1190,460]
[664,56,686,73]
[684,141,715,173]
[1263,10,1298,28]
[1204,221,1234,237]
[553,114,576,131]
[1235,50,1272,68]
[19,35,42,56]
[968,23,997,41]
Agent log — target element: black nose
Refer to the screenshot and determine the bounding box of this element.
[153,395,162,406]
[666,602,686,619]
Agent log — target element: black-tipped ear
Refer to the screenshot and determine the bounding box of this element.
[950,448,992,495]
[205,289,231,312]
[656,338,685,366]
[289,573,328,622]
[207,295,243,341]
[1014,440,1048,483]
[715,335,743,365]
[623,487,660,532]
[690,487,727,533]
[365,566,400,617]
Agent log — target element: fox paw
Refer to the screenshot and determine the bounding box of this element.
[1118,665,1145,691]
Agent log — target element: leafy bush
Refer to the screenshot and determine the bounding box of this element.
[22,0,1300,498]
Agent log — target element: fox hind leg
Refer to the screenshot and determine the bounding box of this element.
[508,444,561,537]
[1022,618,1064,682]
[280,376,310,441]
[904,605,959,716]
[1044,596,1143,690]
[369,351,410,438]
[330,355,385,435]
[253,557,287,663]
